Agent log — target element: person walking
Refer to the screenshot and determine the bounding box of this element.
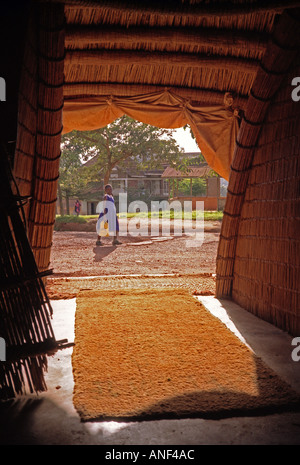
[74,199,81,216]
[96,184,121,246]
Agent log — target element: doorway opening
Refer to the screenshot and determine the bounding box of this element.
[47,117,223,299]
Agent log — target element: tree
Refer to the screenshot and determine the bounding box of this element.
[61,116,185,188]
[58,140,87,214]
[177,178,207,196]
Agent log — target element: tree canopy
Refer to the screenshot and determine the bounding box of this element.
[60,116,185,190]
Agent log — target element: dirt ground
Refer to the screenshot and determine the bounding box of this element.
[46,220,221,299]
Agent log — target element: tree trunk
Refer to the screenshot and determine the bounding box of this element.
[66,193,70,215]
[103,169,111,185]
[57,182,64,215]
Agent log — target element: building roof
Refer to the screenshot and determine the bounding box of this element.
[162,165,213,178]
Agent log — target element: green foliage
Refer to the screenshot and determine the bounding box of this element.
[60,116,185,196]
[121,210,223,220]
[174,150,206,175]
[58,141,87,198]
[176,178,207,196]
[183,124,195,140]
[203,211,223,220]
[55,211,223,222]
[54,211,223,232]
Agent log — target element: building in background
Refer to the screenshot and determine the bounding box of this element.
[162,163,228,211]
[56,153,228,215]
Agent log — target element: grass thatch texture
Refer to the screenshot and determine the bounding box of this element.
[72,288,300,421]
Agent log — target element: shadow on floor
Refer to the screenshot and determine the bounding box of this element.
[1,296,300,445]
[93,245,117,262]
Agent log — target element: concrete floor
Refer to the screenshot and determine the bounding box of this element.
[1,295,300,445]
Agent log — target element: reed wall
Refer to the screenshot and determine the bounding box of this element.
[232,65,300,335]
[0,3,67,398]
[216,9,300,335]
[13,2,65,273]
[13,5,38,222]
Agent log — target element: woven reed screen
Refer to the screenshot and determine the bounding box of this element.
[0,2,68,400]
[231,65,300,335]
[0,142,58,399]
[216,9,300,335]
[13,2,64,274]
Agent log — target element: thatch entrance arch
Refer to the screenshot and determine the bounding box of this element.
[12,0,276,275]
[1,0,300,398]
[10,1,300,332]
[216,9,300,335]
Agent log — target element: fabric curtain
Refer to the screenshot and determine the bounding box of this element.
[62,90,239,180]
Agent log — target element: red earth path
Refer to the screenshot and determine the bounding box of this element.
[46,220,221,299]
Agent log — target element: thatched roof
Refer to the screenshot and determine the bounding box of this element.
[63,0,287,108]
[162,165,212,178]
[61,0,300,182]
[10,0,298,272]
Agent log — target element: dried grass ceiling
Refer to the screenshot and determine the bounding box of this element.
[61,0,299,107]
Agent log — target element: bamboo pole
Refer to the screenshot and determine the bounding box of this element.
[0,143,58,399]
